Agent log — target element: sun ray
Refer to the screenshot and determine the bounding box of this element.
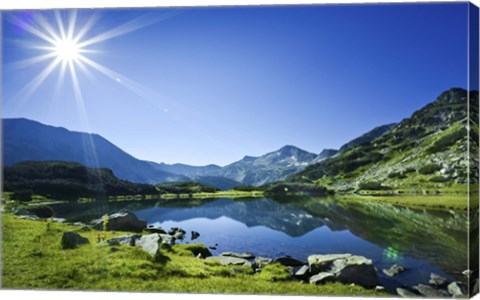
[73,13,99,43]
[78,10,180,48]
[54,10,67,40]
[67,10,78,40]
[35,14,61,42]
[13,17,57,45]
[8,52,58,70]
[16,57,62,100]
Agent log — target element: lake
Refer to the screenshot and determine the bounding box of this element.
[42,196,468,293]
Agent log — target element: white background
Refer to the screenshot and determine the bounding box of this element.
[0,0,479,300]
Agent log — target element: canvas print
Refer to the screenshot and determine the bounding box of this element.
[1,2,479,298]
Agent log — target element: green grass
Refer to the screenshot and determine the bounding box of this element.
[1,214,384,296]
[336,194,472,210]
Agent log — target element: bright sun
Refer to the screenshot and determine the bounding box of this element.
[53,38,81,62]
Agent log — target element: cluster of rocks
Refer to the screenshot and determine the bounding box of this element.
[206,252,381,289]
[382,263,469,298]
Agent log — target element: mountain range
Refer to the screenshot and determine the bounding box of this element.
[3,118,364,188]
[288,88,478,192]
[4,87,475,191]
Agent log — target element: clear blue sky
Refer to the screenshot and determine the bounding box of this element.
[2,3,470,166]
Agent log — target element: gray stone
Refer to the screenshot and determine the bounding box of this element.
[448,282,467,297]
[102,234,141,246]
[254,256,273,269]
[191,231,200,240]
[136,234,162,256]
[52,218,66,223]
[221,251,255,259]
[205,255,248,266]
[294,265,311,280]
[275,256,306,267]
[396,288,417,298]
[243,261,254,269]
[383,264,407,277]
[413,284,450,297]
[15,209,35,216]
[309,272,335,284]
[308,254,352,274]
[91,211,146,232]
[329,255,380,288]
[145,224,166,234]
[429,272,449,287]
[16,215,40,220]
[129,233,177,256]
[173,231,185,240]
[61,231,89,249]
[462,269,473,277]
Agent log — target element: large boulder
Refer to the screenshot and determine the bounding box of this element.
[429,272,449,287]
[413,284,450,297]
[275,256,306,267]
[308,254,352,273]
[61,231,89,249]
[221,251,255,259]
[396,288,418,298]
[102,234,142,246]
[206,255,248,266]
[254,256,273,269]
[309,272,335,285]
[382,264,407,277]
[91,211,146,232]
[294,265,311,280]
[136,233,176,255]
[329,255,380,288]
[448,282,467,297]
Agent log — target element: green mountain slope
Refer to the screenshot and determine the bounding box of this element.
[289,88,478,193]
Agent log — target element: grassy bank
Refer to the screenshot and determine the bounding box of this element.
[1,213,384,296]
[336,194,472,210]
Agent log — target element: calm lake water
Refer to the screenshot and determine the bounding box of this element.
[44,196,468,293]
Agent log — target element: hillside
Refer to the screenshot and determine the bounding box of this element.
[3,161,158,201]
[2,118,185,184]
[289,88,478,193]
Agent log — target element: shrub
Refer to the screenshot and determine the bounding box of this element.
[233,185,257,191]
[388,172,407,179]
[419,164,442,175]
[429,175,450,182]
[427,127,467,154]
[358,181,392,190]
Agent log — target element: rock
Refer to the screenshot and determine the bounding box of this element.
[462,269,473,277]
[16,215,40,220]
[73,222,87,227]
[308,254,352,274]
[309,272,335,284]
[205,256,248,266]
[191,231,200,240]
[448,282,467,297]
[275,256,306,267]
[102,234,141,246]
[61,231,89,249]
[375,286,385,292]
[52,218,66,223]
[209,245,217,250]
[91,211,146,232]
[254,256,273,269]
[396,288,417,297]
[15,209,40,220]
[15,209,35,216]
[294,265,311,280]
[173,231,185,240]
[159,234,175,249]
[145,224,166,234]
[383,264,407,277]
[129,233,177,255]
[243,261,254,269]
[329,255,380,288]
[168,227,186,235]
[429,272,449,287]
[221,251,255,259]
[413,284,450,297]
